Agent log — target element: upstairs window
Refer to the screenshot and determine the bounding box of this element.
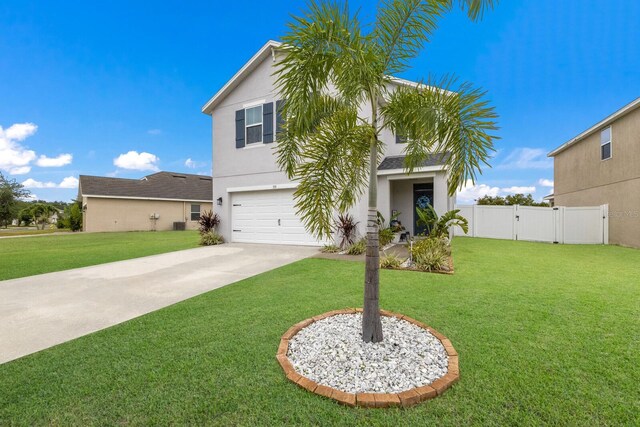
[190,204,201,221]
[601,126,612,160]
[245,105,263,144]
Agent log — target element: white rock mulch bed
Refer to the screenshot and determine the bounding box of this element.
[287,313,448,394]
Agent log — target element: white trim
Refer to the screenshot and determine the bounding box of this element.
[245,104,263,145]
[386,172,436,181]
[227,183,299,193]
[600,126,612,161]
[201,40,282,114]
[548,97,640,157]
[376,165,445,176]
[242,143,269,150]
[84,194,212,203]
[243,99,266,109]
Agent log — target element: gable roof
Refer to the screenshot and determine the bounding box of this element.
[79,172,213,202]
[548,97,640,157]
[202,40,282,115]
[201,40,433,116]
[378,153,448,170]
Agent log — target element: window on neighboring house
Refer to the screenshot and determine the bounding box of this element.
[190,204,201,221]
[601,126,612,160]
[245,105,263,144]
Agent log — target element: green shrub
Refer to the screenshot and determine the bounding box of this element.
[379,228,395,247]
[199,230,224,246]
[321,244,341,253]
[346,238,366,255]
[380,252,403,269]
[410,237,449,271]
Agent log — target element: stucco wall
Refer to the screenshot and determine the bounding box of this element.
[84,197,213,233]
[554,106,640,247]
[209,50,453,243]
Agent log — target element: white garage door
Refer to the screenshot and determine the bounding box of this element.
[231,189,322,245]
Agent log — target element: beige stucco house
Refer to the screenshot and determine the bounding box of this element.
[201,40,455,246]
[78,172,213,232]
[548,97,640,248]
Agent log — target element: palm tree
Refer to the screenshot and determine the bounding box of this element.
[275,0,499,343]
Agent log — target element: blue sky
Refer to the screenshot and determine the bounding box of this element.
[1,1,638,203]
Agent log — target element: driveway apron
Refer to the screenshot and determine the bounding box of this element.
[0,243,317,364]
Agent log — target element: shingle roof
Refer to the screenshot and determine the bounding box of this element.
[79,172,213,201]
[378,153,448,170]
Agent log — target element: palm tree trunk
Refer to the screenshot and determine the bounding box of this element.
[362,98,383,343]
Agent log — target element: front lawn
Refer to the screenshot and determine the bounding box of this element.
[1,238,638,425]
[0,231,200,281]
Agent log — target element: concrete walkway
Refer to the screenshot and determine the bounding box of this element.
[0,243,317,364]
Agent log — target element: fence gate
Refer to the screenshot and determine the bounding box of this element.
[454,204,608,244]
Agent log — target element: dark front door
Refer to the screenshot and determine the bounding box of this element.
[413,183,434,236]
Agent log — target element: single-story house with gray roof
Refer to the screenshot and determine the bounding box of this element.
[78,171,213,232]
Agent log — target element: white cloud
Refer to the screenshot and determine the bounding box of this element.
[501,186,536,194]
[113,151,159,171]
[0,123,37,174]
[538,178,554,187]
[8,166,32,175]
[457,180,541,203]
[22,176,79,189]
[147,129,162,135]
[4,123,37,141]
[184,158,207,169]
[1,122,73,175]
[36,153,73,167]
[499,148,553,169]
[456,180,500,204]
[59,176,79,188]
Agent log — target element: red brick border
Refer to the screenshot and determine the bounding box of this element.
[276,309,459,408]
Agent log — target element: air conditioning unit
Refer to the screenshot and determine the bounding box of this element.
[173,221,186,231]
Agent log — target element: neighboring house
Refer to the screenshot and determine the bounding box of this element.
[49,210,60,224]
[78,172,213,232]
[202,41,455,246]
[548,97,640,248]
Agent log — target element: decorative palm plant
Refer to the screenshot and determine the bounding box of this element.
[416,204,469,238]
[275,0,498,342]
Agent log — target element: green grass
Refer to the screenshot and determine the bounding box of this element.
[0,228,68,237]
[1,238,638,425]
[0,231,200,280]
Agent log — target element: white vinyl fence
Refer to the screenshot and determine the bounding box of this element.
[454,204,609,244]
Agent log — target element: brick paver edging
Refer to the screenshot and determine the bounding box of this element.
[276,308,459,408]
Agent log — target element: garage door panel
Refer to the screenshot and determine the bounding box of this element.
[231,189,323,246]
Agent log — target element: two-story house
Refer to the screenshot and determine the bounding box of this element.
[202,41,455,246]
[548,97,640,248]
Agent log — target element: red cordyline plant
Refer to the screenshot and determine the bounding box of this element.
[335,213,359,249]
[198,210,221,234]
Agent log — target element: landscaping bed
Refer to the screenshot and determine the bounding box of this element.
[277,308,459,408]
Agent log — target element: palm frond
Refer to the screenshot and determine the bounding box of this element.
[373,0,446,74]
[381,75,499,195]
[449,0,498,20]
[274,1,379,135]
[291,107,374,239]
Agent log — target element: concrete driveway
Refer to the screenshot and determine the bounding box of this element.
[0,243,317,364]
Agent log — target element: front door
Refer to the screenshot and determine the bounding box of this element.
[413,183,434,236]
